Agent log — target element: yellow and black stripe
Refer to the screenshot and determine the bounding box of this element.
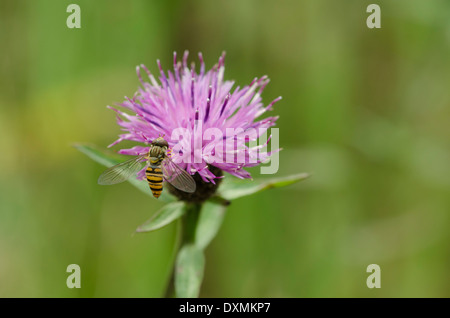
[146,165,163,198]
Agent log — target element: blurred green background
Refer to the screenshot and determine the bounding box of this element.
[1,0,449,297]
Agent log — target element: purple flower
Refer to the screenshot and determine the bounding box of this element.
[108,51,280,183]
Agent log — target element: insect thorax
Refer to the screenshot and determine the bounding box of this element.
[149,145,166,165]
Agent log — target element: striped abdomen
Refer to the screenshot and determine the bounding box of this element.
[146,164,163,198]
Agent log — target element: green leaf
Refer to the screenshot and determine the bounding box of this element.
[74,143,175,203]
[195,201,227,250]
[136,201,186,233]
[218,173,311,201]
[175,244,205,298]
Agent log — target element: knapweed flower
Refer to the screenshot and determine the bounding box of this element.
[108,51,280,200]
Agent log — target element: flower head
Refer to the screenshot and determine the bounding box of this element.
[108,51,280,185]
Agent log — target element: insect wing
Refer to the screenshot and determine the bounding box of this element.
[161,157,196,193]
[98,155,147,185]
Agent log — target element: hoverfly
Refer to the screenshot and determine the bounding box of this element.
[98,136,196,198]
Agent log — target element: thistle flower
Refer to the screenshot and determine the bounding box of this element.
[108,52,280,200]
[76,52,309,298]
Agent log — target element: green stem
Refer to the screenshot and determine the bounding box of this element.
[163,202,201,298]
[162,219,181,298]
[181,203,202,243]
